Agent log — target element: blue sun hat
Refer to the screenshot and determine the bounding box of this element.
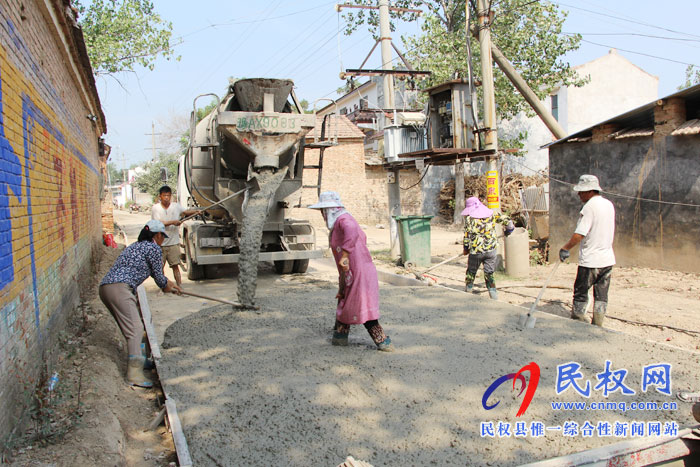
[145,219,168,237]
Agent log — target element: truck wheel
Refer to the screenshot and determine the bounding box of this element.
[292,259,309,273]
[186,241,204,280]
[274,260,294,274]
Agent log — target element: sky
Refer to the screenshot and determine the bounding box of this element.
[95,0,700,168]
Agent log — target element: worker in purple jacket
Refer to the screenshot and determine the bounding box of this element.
[309,191,393,351]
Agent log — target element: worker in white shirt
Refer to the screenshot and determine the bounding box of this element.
[151,186,199,287]
[559,175,616,327]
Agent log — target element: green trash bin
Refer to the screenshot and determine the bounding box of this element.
[393,215,433,267]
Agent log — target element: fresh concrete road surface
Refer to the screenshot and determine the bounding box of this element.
[116,210,700,466]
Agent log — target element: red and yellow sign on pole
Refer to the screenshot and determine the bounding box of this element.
[486,170,500,210]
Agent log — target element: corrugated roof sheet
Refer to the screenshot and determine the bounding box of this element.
[611,128,654,139]
[671,119,700,136]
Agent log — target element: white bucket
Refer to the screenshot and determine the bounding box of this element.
[505,227,530,278]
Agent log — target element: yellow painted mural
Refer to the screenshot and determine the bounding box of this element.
[0,44,99,336]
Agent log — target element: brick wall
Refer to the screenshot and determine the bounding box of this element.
[654,98,686,136]
[0,1,104,442]
[289,139,423,232]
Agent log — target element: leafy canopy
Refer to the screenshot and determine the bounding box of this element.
[680,65,700,90]
[133,152,180,200]
[107,161,123,184]
[74,0,179,75]
[342,0,584,122]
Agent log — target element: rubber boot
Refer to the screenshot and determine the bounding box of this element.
[592,302,607,327]
[571,301,588,322]
[127,355,154,388]
[141,335,155,370]
[376,336,394,352]
[465,283,474,293]
[488,288,498,300]
[332,331,349,346]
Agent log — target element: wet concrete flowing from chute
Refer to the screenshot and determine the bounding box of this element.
[237,167,288,307]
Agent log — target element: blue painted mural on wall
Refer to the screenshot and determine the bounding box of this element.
[0,65,23,292]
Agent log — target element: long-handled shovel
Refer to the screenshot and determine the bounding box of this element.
[410,253,465,281]
[178,290,262,311]
[179,290,242,307]
[179,178,260,223]
[519,261,561,329]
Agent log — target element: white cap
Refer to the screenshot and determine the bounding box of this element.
[573,174,602,192]
[145,219,168,237]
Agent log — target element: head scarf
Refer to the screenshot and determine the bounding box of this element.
[323,206,348,230]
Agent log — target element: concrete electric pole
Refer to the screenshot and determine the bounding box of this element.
[377,0,402,258]
[477,0,501,212]
[145,121,162,161]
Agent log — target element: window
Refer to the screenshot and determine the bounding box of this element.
[551,94,559,121]
[340,107,347,115]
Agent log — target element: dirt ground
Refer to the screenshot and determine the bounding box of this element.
[7,228,175,466]
[6,211,700,466]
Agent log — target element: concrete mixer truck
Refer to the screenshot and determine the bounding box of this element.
[177,78,323,285]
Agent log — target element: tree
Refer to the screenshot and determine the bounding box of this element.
[336,78,362,96]
[107,161,124,184]
[680,65,700,90]
[133,152,180,199]
[299,99,313,113]
[74,0,179,76]
[342,0,584,122]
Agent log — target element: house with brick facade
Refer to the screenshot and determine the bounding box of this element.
[546,84,700,273]
[289,114,423,231]
[0,0,107,441]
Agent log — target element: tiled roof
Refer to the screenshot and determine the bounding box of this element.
[305,115,365,140]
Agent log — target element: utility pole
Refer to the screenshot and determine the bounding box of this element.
[477,0,500,212]
[379,0,395,112]
[144,121,162,161]
[378,0,401,258]
[336,1,426,259]
[116,149,127,184]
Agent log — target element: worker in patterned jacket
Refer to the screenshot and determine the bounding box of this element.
[462,196,514,300]
[100,219,183,388]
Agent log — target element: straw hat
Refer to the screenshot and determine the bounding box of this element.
[308,191,344,209]
[460,197,493,219]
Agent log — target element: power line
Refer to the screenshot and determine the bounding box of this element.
[176,1,337,40]
[282,29,342,78]
[548,0,700,41]
[178,0,284,109]
[260,9,338,77]
[561,31,700,43]
[294,32,374,84]
[561,34,700,68]
[505,156,700,208]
